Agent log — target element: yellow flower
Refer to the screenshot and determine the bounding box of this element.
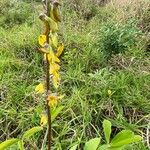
[40,113,47,126]
[52,71,60,89]
[53,55,60,63]
[38,35,46,47]
[56,43,64,57]
[50,63,60,74]
[44,50,60,63]
[35,83,45,93]
[47,94,64,107]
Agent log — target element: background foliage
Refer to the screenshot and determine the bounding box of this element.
[0,0,149,149]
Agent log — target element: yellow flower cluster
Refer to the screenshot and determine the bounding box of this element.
[38,35,64,89]
[35,1,64,127]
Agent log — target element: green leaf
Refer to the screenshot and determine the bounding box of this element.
[98,144,123,150]
[103,120,112,144]
[0,138,19,150]
[98,144,108,150]
[18,140,25,150]
[51,106,64,122]
[109,146,123,150]
[84,138,101,150]
[111,130,133,145]
[70,144,78,150]
[22,126,43,139]
[111,135,142,147]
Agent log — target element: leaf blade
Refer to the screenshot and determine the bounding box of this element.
[22,126,43,139]
[111,135,142,148]
[111,130,133,144]
[18,140,25,150]
[103,119,112,144]
[0,138,19,150]
[84,138,101,150]
[70,144,78,150]
[51,106,64,122]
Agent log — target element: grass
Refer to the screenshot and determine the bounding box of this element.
[0,0,150,149]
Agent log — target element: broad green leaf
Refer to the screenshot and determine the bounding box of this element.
[51,106,64,122]
[70,144,78,150]
[111,130,133,144]
[98,144,123,150]
[109,146,123,150]
[103,120,111,144]
[84,138,101,150]
[22,126,43,139]
[18,140,25,150]
[98,144,108,150]
[111,135,142,147]
[0,138,19,150]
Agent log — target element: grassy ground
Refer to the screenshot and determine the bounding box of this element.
[0,0,150,149]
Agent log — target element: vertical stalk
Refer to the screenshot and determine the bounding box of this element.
[46,55,51,150]
[45,0,51,150]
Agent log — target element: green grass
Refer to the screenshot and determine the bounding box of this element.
[0,0,150,149]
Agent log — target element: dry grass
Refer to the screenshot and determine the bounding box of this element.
[104,0,150,22]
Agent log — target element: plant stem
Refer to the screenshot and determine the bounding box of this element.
[46,55,51,150]
[45,0,51,150]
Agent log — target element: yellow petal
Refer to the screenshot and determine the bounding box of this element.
[54,55,60,63]
[49,48,60,63]
[39,48,49,53]
[56,43,64,57]
[50,63,60,74]
[47,53,52,62]
[47,95,58,107]
[47,94,63,107]
[52,72,60,89]
[43,53,52,62]
[38,35,46,47]
[35,83,45,94]
[40,114,47,126]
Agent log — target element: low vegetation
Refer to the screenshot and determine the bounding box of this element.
[0,0,149,149]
